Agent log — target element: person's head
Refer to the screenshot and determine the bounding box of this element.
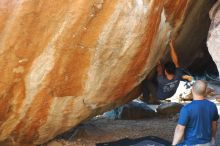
[164,61,176,75]
[192,80,207,100]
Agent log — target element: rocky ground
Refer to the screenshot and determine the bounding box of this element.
[42,81,220,146]
[44,117,177,146]
[44,116,220,146]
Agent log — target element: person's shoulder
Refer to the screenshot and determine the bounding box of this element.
[179,104,190,116]
[182,102,194,110]
[176,67,185,71]
[181,103,191,111]
[175,67,185,72]
[202,100,218,110]
[209,101,217,107]
[204,99,215,104]
[157,75,166,83]
[175,68,185,76]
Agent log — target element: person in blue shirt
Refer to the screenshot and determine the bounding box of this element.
[172,80,219,146]
[141,39,192,103]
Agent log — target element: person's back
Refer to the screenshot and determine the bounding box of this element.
[172,80,219,146]
[179,99,219,145]
[156,66,184,99]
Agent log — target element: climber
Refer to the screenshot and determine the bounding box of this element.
[141,39,193,104]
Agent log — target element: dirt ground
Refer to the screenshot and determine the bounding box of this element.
[43,81,220,146]
[45,117,176,146]
[44,116,220,146]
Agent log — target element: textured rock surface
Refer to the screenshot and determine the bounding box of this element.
[157,102,183,116]
[169,0,216,68]
[207,1,220,77]
[0,0,215,145]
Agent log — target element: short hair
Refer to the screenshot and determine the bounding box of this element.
[192,80,207,96]
[164,61,176,74]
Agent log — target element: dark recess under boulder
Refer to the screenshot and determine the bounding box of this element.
[120,102,157,120]
[104,101,156,120]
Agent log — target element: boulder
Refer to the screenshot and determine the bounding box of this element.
[207,1,220,77]
[157,102,183,115]
[104,101,156,120]
[0,0,216,145]
[120,101,156,120]
[103,107,123,120]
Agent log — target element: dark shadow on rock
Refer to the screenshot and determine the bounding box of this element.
[157,102,183,116]
[104,101,157,120]
[120,102,157,120]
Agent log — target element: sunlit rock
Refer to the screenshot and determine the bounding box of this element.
[0,0,215,145]
[207,1,220,77]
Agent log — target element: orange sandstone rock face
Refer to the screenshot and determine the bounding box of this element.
[0,0,207,145]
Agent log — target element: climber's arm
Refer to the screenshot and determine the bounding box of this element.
[157,62,163,76]
[169,39,180,68]
[182,75,193,82]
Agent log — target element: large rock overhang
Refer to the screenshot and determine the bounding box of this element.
[0,0,217,145]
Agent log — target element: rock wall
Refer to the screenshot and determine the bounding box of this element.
[207,0,220,77]
[0,0,214,145]
[166,0,216,68]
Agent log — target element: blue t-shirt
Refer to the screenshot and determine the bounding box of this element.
[178,99,219,145]
[156,68,184,99]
